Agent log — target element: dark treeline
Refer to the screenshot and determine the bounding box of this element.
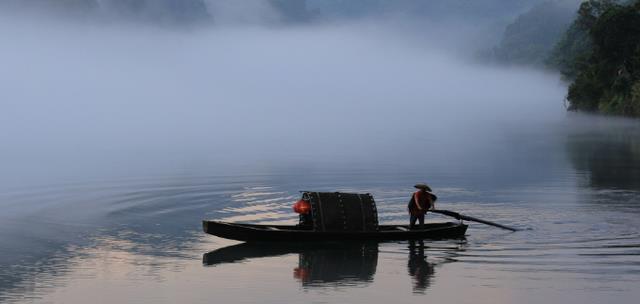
[493,0,640,117]
[555,0,640,116]
[547,0,616,79]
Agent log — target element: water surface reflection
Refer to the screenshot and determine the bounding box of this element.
[203,240,457,293]
[566,115,640,191]
[408,240,436,293]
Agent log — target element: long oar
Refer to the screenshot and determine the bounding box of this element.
[430,209,518,232]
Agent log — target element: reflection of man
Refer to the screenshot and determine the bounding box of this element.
[408,240,435,293]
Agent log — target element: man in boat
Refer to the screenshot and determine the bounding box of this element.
[408,183,436,229]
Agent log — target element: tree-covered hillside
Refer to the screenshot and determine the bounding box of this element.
[492,0,578,65]
[553,0,640,116]
[547,0,617,79]
[491,0,640,117]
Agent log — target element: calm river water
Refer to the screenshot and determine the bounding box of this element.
[1,113,639,304]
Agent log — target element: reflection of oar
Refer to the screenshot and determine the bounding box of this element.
[430,209,518,232]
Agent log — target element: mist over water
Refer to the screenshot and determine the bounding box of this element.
[2,4,639,304]
[0,12,566,188]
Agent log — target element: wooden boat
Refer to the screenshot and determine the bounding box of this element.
[203,191,468,242]
[202,221,467,242]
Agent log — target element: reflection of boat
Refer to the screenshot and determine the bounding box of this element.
[203,241,378,287]
[203,192,467,242]
[203,240,444,290]
[294,242,378,286]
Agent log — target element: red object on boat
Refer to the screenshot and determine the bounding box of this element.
[293,199,311,214]
[293,267,310,281]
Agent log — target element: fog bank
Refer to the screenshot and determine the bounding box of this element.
[0,16,566,188]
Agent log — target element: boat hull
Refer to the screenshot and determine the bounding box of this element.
[202,221,468,242]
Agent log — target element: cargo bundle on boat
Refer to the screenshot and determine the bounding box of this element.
[202,191,468,242]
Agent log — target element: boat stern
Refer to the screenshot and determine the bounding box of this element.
[202,220,210,234]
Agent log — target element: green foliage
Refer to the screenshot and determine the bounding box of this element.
[546,23,592,79]
[631,81,640,115]
[558,0,640,117]
[547,0,616,79]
